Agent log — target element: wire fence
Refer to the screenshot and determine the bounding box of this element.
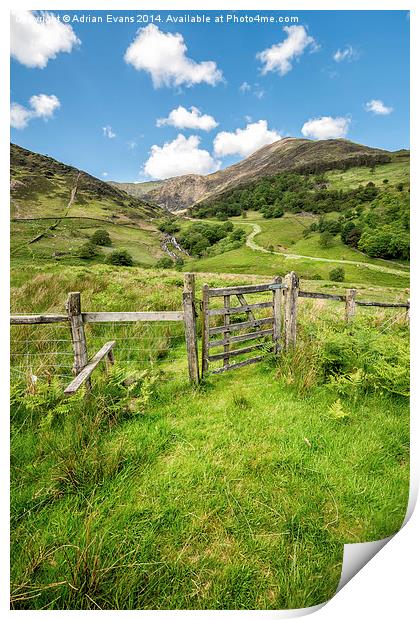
[10,320,187,386]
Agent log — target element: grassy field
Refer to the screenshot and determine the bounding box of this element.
[325,159,409,191]
[10,265,410,610]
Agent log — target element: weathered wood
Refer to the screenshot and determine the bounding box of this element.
[66,292,89,376]
[209,316,273,336]
[345,288,357,322]
[201,284,210,374]
[208,283,273,297]
[355,300,409,308]
[236,293,256,321]
[209,328,274,349]
[183,273,200,384]
[299,291,345,302]
[208,342,271,362]
[64,341,116,395]
[272,276,282,354]
[211,355,265,374]
[10,314,68,325]
[406,299,410,323]
[208,301,273,317]
[82,311,184,323]
[223,295,230,368]
[283,272,299,350]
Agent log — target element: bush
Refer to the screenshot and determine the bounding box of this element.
[329,267,345,282]
[106,249,134,266]
[79,242,99,259]
[157,219,180,235]
[156,257,174,269]
[91,229,112,246]
[319,231,334,248]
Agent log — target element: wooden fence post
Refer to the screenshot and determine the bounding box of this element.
[345,288,357,322]
[66,292,89,376]
[272,276,282,354]
[183,273,200,384]
[283,272,299,350]
[201,284,210,376]
[406,299,410,324]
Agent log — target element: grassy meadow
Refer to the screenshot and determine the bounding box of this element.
[10,265,410,610]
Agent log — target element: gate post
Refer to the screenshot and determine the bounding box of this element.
[345,288,357,322]
[66,292,89,376]
[201,284,210,376]
[272,275,282,354]
[183,273,200,384]
[283,272,299,350]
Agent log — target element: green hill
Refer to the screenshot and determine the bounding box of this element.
[10,143,166,266]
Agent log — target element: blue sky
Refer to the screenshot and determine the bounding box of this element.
[10,10,409,182]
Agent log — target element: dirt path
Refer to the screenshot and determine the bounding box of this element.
[244,223,408,277]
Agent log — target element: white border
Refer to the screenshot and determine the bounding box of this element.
[1,1,418,618]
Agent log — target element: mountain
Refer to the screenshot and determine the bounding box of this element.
[10,143,166,266]
[110,138,394,211]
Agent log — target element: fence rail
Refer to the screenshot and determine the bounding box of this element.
[10,271,409,386]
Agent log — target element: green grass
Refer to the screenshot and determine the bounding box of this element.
[10,265,410,610]
[325,160,409,191]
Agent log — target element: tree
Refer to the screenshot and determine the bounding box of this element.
[156,256,174,269]
[319,231,334,248]
[329,267,345,282]
[106,249,134,266]
[79,242,98,259]
[157,219,180,235]
[91,229,112,246]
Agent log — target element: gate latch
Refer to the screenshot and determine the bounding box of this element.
[268,283,287,290]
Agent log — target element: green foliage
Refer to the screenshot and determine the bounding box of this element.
[319,231,334,248]
[177,222,243,257]
[329,267,345,282]
[358,225,410,260]
[106,249,134,266]
[156,256,174,269]
[91,228,112,246]
[79,242,99,259]
[157,219,181,235]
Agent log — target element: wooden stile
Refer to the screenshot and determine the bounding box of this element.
[66,292,89,376]
[64,341,115,395]
[183,273,200,384]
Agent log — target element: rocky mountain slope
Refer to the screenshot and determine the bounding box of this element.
[111,137,393,211]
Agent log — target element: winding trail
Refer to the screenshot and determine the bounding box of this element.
[244,222,408,277]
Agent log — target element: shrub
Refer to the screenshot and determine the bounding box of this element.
[319,231,334,248]
[91,229,112,246]
[106,249,134,266]
[329,267,345,282]
[79,242,99,259]
[156,257,174,269]
[157,219,180,235]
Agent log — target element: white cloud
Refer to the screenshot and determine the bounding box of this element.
[301,116,351,140]
[10,94,61,129]
[333,45,359,62]
[10,103,33,129]
[157,106,218,131]
[29,94,60,118]
[102,172,109,178]
[10,10,80,68]
[239,81,251,92]
[257,25,317,76]
[124,24,223,88]
[102,125,116,139]
[143,134,220,179]
[213,120,281,158]
[365,99,393,115]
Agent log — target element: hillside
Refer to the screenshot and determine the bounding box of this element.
[111,138,394,211]
[10,143,166,265]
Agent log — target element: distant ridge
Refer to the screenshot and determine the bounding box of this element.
[110,137,395,211]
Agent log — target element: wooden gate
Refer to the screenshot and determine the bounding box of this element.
[201,277,285,374]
